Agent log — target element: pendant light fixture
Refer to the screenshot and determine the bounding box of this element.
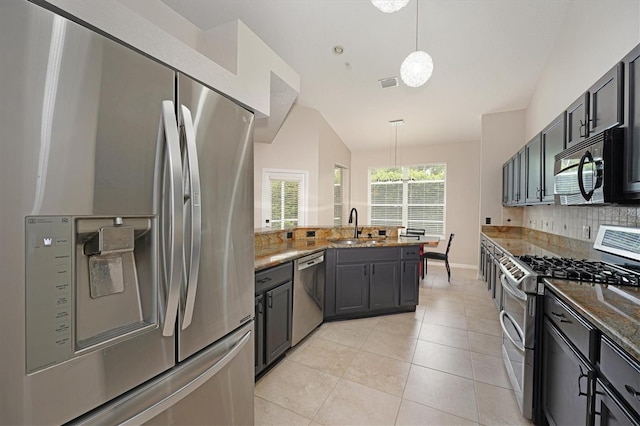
[371,0,409,13]
[400,0,433,87]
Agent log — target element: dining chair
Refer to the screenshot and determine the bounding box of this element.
[423,233,455,282]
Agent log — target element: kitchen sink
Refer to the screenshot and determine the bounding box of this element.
[329,238,386,246]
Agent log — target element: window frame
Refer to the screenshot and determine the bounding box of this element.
[262,169,308,229]
[368,163,446,238]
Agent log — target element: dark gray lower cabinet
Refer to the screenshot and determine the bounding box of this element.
[254,294,264,376]
[400,260,419,306]
[595,379,640,426]
[326,246,419,320]
[255,262,293,376]
[369,261,399,310]
[542,317,594,426]
[335,263,369,315]
[265,282,293,365]
[400,246,420,306]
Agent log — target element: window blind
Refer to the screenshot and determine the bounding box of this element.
[333,165,349,226]
[369,164,446,237]
[269,178,302,229]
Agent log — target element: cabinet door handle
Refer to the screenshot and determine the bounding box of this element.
[579,119,587,138]
[364,265,367,276]
[372,264,376,275]
[578,365,588,398]
[267,294,272,308]
[551,311,570,323]
[625,384,640,399]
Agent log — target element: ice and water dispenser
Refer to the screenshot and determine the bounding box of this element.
[25,215,158,373]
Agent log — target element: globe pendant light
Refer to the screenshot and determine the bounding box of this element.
[400,0,433,87]
[371,0,410,13]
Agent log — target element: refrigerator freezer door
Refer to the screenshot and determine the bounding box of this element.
[177,75,255,361]
[0,2,175,424]
[73,322,255,425]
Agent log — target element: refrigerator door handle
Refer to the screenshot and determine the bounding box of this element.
[180,105,202,330]
[155,100,184,337]
[120,330,252,425]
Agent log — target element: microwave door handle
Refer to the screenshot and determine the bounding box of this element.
[155,101,184,337]
[577,150,595,201]
[179,105,202,331]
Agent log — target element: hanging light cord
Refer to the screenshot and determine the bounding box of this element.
[415,0,419,51]
[394,125,398,167]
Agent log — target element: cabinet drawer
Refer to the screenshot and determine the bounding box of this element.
[600,336,640,414]
[336,247,398,263]
[401,246,420,260]
[544,291,595,359]
[255,262,293,294]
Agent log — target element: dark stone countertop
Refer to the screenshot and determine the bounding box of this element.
[255,236,438,271]
[482,228,639,364]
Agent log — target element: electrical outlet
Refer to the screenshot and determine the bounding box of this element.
[582,225,591,240]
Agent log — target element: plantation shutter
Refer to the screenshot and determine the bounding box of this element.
[269,178,302,229]
[334,165,349,226]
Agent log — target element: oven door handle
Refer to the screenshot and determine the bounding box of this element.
[500,273,526,301]
[499,310,526,355]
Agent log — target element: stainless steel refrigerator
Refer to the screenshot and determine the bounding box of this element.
[0,1,255,424]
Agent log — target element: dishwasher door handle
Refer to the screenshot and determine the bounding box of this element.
[297,253,325,271]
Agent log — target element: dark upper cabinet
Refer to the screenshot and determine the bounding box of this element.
[525,134,542,204]
[516,148,526,205]
[502,164,509,205]
[506,157,515,205]
[624,44,640,196]
[590,62,624,135]
[541,112,566,203]
[566,93,590,149]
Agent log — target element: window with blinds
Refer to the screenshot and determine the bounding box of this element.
[369,164,446,237]
[334,165,349,226]
[263,171,306,229]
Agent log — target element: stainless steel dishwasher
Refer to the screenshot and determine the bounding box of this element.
[292,251,325,346]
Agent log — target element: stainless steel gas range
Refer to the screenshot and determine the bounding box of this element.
[497,225,640,421]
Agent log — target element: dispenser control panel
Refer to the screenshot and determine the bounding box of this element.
[25,216,73,373]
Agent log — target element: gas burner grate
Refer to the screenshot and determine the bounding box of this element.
[516,255,640,287]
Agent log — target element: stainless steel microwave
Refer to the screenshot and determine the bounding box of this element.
[554,128,624,205]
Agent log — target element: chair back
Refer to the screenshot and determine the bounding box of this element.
[445,233,455,255]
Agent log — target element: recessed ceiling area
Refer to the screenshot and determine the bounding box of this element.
[160,0,572,151]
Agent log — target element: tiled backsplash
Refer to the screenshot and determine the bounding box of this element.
[522,205,640,242]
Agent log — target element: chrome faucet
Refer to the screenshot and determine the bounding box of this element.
[348,208,358,239]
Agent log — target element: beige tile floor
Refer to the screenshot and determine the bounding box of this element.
[255,266,532,425]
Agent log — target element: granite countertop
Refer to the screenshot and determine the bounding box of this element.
[255,236,439,271]
[544,279,640,362]
[482,227,639,364]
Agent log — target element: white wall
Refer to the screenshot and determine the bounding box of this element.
[254,104,351,228]
[351,141,481,267]
[480,110,526,227]
[45,0,299,122]
[318,114,352,225]
[525,0,640,140]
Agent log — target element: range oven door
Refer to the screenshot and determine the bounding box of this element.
[499,273,535,419]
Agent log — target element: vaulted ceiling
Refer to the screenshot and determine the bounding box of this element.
[161,0,572,151]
